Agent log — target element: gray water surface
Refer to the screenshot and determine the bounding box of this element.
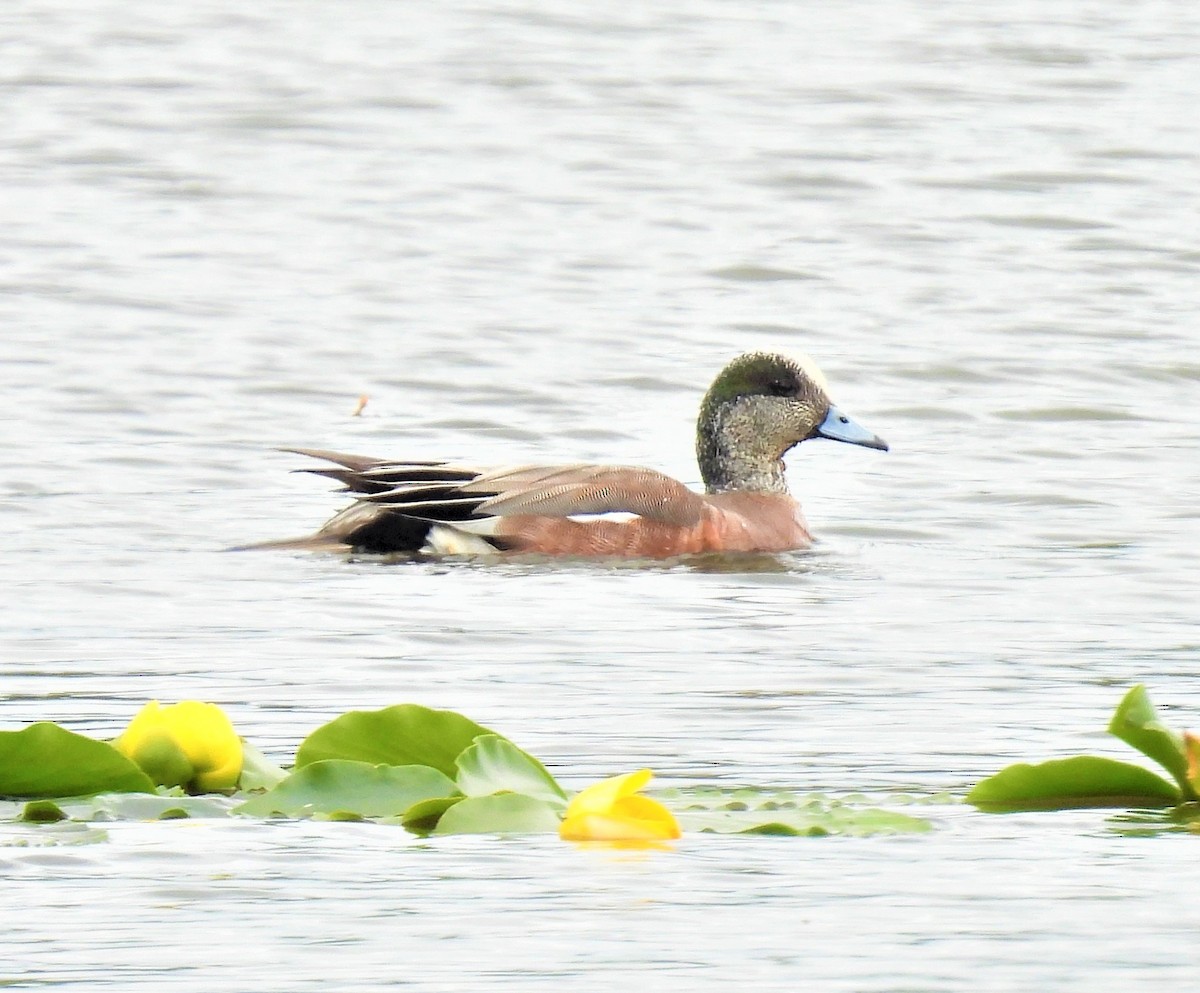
[3,1,1200,990]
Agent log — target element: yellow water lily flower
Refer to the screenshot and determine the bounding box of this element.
[1185,732,1200,797]
[114,701,243,793]
[559,769,681,842]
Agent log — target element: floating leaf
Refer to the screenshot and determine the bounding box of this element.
[737,822,825,836]
[432,793,562,835]
[234,760,458,818]
[1107,685,1193,799]
[399,796,464,835]
[665,787,933,836]
[0,723,155,798]
[3,792,238,823]
[967,755,1181,811]
[21,800,67,823]
[295,705,494,778]
[82,793,237,821]
[238,741,289,791]
[455,735,566,805]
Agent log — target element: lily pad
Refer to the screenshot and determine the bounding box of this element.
[238,740,289,791]
[234,760,458,818]
[432,793,562,835]
[400,795,464,835]
[0,723,155,798]
[967,755,1181,811]
[1107,685,1193,799]
[455,734,567,806]
[664,787,933,836]
[82,792,239,821]
[21,800,67,823]
[295,705,494,778]
[4,792,238,822]
[737,822,829,836]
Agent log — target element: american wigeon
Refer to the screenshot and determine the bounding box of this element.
[260,351,887,557]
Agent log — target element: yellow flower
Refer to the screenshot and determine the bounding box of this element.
[1185,732,1200,797]
[559,769,681,842]
[114,701,243,793]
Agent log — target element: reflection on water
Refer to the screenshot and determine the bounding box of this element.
[3,0,1200,990]
[359,550,817,575]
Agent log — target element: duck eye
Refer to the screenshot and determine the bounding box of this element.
[767,380,795,397]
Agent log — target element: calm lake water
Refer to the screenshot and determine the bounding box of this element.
[3,0,1199,989]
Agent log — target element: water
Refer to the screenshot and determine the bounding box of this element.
[3,0,1200,988]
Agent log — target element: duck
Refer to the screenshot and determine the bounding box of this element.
[257,351,887,557]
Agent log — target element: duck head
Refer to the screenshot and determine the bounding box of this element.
[696,351,888,493]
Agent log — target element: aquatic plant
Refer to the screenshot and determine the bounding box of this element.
[114,700,243,793]
[0,701,928,841]
[559,770,681,842]
[968,685,1199,811]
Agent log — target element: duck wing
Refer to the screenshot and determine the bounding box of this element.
[461,464,705,526]
[256,451,706,554]
[350,461,705,527]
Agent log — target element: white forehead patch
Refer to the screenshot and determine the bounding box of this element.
[746,349,831,396]
[788,351,830,394]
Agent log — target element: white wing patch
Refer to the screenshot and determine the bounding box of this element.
[566,512,639,524]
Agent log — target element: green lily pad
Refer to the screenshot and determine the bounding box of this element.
[4,792,238,822]
[663,787,933,836]
[234,760,458,818]
[295,705,494,778]
[400,795,464,835]
[737,822,828,836]
[432,793,562,835]
[967,755,1181,811]
[1107,685,1193,799]
[238,740,289,791]
[83,792,238,821]
[21,800,67,823]
[455,734,567,806]
[0,723,155,798]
